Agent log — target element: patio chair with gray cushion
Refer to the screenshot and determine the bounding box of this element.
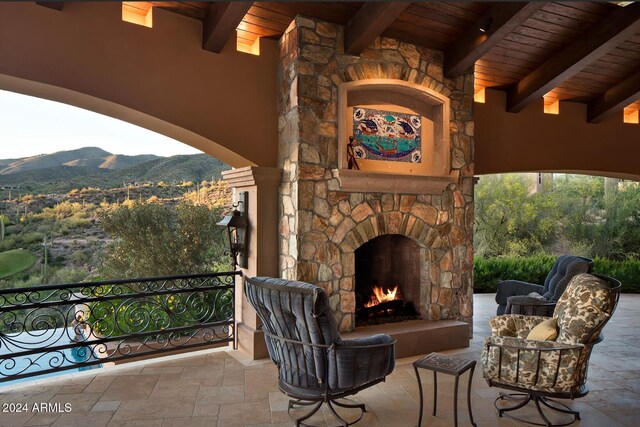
[244,276,396,426]
[495,255,593,316]
[482,273,621,426]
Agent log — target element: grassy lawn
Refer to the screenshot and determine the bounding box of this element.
[0,249,37,280]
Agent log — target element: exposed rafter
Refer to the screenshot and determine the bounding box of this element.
[345,2,411,55]
[588,71,640,123]
[445,2,545,78]
[203,2,253,53]
[36,2,64,11]
[507,2,640,113]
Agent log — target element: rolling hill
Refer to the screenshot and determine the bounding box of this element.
[0,148,229,193]
[0,147,160,175]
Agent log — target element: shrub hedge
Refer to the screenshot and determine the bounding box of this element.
[474,255,640,294]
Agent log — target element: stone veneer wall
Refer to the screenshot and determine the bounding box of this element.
[277,16,475,332]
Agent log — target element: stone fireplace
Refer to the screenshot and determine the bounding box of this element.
[277,16,474,333]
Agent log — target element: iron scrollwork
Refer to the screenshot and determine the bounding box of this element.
[0,272,238,383]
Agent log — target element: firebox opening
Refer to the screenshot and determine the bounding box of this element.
[355,234,421,326]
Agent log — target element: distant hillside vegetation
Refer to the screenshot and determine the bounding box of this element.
[0,148,228,193]
[0,147,160,175]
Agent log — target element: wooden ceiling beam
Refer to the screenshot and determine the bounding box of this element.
[507,2,640,113]
[203,2,253,53]
[445,2,545,78]
[345,2,411,55]
[588,70,640,123]
[36,2,64,11]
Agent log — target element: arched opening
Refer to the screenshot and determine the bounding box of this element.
[354,234,421,326]
[0,79,251,168]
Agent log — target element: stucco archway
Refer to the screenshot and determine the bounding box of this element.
[0,2,279,168]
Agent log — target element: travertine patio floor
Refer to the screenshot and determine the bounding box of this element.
[1,294,638,427]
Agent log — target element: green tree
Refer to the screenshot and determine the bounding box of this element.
[590,182,640,259]
[553,175,603,254]
[474,174,559,257]
[99,201,229,278]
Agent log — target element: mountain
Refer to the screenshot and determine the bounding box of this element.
[0,148,228,193]
[0,147,160,175]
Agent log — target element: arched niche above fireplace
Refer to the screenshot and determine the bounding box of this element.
[335,79,458,194]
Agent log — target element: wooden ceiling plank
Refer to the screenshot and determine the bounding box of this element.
[514,25,575,45]
[588,70,640,122]
[203,2,253,53]
[385,19,454,44]
[243,13,289,30]
[445,2,546,77]
[382,29,448,52]
[36,2,64,11]
[576,70,625,84]
[532,10,595,32]
[405,4,474,29]
[556,1,613,15]
[507,3,640,112]
[344,2,411,55]
[477,58,536,74]
[419,2,487,23]
[152,2,208,20]
[599,52,640,65]
[237,21,282,38]
[396,9,465,37]
[246,5,296,26]
[504,32,564,50]
[496,38,551,56]
[540,2,608,23]
[487,45,548,63]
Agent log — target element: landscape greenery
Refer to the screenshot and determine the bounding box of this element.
[474,173,640,293]
[0,249,36,279]
[0,148,233,292]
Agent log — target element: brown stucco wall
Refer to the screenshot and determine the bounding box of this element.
[0,2,278,167]
[475,89,640,179]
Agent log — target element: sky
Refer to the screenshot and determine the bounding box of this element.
[0,90,202,159]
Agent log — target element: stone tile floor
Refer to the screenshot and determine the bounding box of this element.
[0,293,638,426]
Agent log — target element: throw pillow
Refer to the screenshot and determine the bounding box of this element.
[526,317,558,341]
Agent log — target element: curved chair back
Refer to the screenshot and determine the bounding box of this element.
[554,273,621,346]
[542,255,593,302]
[244,276,339,393]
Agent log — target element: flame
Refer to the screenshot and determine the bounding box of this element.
[365,285,399,308]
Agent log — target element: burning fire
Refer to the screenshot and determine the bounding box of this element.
[365,285,399,308]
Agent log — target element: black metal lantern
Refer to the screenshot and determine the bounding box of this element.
[217,192,248,269]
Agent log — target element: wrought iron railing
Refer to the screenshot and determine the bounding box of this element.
[0,271,239,383]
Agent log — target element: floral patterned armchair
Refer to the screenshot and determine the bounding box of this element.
[482,273,621,426]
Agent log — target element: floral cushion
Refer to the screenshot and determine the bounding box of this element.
[489,314,548,338]
[482,336,587,393]
[554,274,612,344]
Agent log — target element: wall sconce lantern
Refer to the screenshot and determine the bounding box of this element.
[479,17,493,33]
[217,191,248,269]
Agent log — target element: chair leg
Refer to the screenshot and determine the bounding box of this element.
[494,393,581,427]
[288,399,323,426]
[288,398,366,427]
[495,392,532,416]
[533,395,553,427]
[327,398,366,427]
[332,398,367,412]
[539,397,581,421]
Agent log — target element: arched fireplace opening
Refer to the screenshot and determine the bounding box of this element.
[355,234,421,327]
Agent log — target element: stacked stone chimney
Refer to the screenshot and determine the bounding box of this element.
[277,16,475,332]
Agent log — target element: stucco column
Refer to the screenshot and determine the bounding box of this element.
[222,166,281,359]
